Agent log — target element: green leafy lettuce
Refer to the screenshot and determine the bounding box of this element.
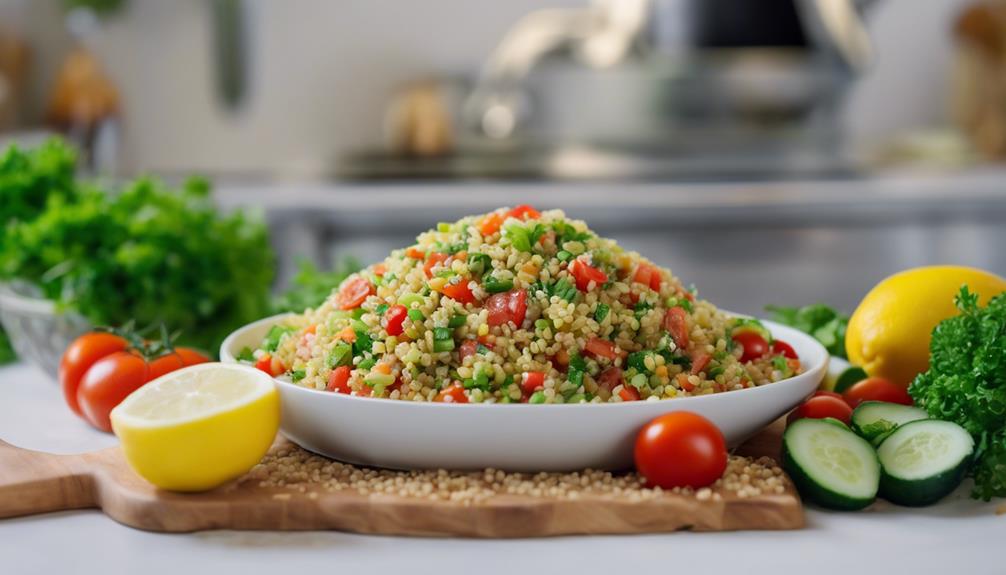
[909,286,1006,500]
[765,303,849,359]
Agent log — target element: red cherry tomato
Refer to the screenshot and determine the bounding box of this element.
[336,276,374,310]
[434,382,469,403]
[771,339,798,359]
[441,280,476,305]
[521,371,545,395]
[384,304,408,336]
[632,263,662,292]
[486,289,527,327]
[507,204,541,220]
[327,365,352,393]
[634,412,728,489]
[480,212,506,236]
[78,351,188,433]
[842,376,913,408]
[569,260,608,292]
[583,337,617,360]
[60,332,128,416]
[787,395,853,426]
[732,330,769,363]
[664,307,690,350]
[813,390,845,401]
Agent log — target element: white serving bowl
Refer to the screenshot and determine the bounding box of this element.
[222,313,828,472]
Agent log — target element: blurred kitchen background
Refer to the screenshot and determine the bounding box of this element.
[3,0,1006,316]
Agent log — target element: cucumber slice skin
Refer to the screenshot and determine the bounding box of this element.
[851,401,929,444]
[877,420,974,507]
[834,366,869,394]
[782,420,879,511]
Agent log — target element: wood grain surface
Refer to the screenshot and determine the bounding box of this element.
[0,421,801,537]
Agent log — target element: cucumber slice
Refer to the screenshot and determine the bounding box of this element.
[877,419,974,507]
[782,418,880,510]
[833,366,869,393]
[851,401,929,445]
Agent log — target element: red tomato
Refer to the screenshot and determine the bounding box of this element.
[167,347,210,367]
[813,390,845,401]
[336,276,374,310]
[459,340,480,363]
[406,246,426,259]
[771,339,798,359]
[690,352,712,375]
[480,212,505,236]
[787,395,853,426]
[78,351,188,433]
[508,204,541,220]
[663,307,690,350]
[521,371,545,395]
[384,304,408,336]
[569,260,608,292]
[732,331,769,363]
[632,263,662,291]
[327,365,352,393]
[842,377,913,408]
[597,367,624,393]
[441,280,476,304]
[634,412,728,489]
[583,337,617,360]
[423,252,450,278]
[486,289,527,327]
[434,383,469,403]
[619,386,641,402]
[60,332,128,416]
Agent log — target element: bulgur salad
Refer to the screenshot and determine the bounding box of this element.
[241,206,802,404]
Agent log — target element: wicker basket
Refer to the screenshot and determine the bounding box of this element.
[0,282,91,379]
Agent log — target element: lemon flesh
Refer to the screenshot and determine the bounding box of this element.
[846,266,1006,387]
[111,363,279,492]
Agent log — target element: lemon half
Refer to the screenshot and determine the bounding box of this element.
[111,363,280,492]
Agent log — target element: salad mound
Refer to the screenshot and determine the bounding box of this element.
[246,206,801,404]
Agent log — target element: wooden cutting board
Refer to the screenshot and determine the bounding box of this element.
[0,421,801,537]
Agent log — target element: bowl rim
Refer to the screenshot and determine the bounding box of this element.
[221,312,829,411]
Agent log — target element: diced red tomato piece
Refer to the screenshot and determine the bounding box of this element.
[336,276,374,310]
[406,246,426,259]
[619,386,641,401]
[633,263,662,291]
[254,354,275,376]
[373,263,387,276]
[508,204,541,220]
[479,212,505,236]
[521,371,545,395]
[690,352,712,375]
[676,373,696,392]
[434,382,469,403]
[584,337,617,360]
[771,339,798,360]
[327,365,352,393]
[423,252,450,278]
[597,367,624,392]
[459,340,479,363]
[486,289,528,327]
[570,260,608,292]
[441,280,476,304]
[664,307,690,350]
[384,304,408,336]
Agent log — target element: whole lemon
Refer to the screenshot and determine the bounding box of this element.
[846,265,1006,388]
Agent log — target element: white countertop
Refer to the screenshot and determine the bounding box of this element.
[1,361,1003,575]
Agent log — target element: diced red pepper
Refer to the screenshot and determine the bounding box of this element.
[327,365,352,393]
[423,252,450,278]
[434,382,469,403]
[584,337,617,360]
[569,260,608,292]
[521,371,545,395]
[384,304,408,336]
[664,307,690,350]
[441,280,476,304]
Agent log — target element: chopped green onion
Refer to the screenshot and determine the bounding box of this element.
[483,276,514,293]
[467,253,492,277]
[534,319,550,331]
[529,391,547,404]
[448,315,467,328]
[569,353,587,372]
[433,339,455,353]
[436,269,457,279]
[407,309,425,322]
[398,293,425,308]
[352,331,373,356]
[351,319,368,333]
[364,372,396,387]
[327,342,353,368]
[352,308,367,320]
[236,346,255,362]
[433,327,452,341]
[476,344,490,354]
[627,351,652,373]
[357,358,376,371]
[504,223,532,252]
[594,303,610,322]
[556,250,573,262]
[262,325,294,352]
[291,369,306,382]
[437,222,452,233]
[375,303,389,316]
[566,394,586,403]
